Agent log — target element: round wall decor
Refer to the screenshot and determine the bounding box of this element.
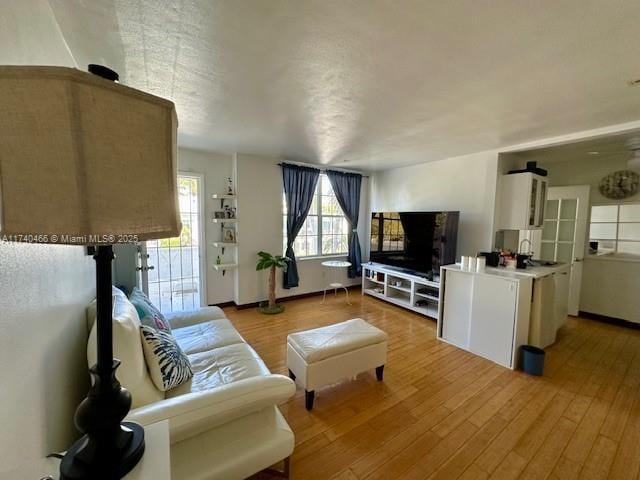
[599,170,640,199]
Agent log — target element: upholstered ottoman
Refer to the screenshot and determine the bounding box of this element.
[286,318,388,410]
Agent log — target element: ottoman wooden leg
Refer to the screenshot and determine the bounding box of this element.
[305,390,315,410]
[288,369,296,381]
[264,456,291,478]
[376,365,385,381]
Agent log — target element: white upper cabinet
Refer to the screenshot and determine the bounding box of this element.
[497,172,548,230]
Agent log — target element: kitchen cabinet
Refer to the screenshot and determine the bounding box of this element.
[497,172,548,230]
[441,270,473,348]
[469,274,518,367]
[438,266,532,369]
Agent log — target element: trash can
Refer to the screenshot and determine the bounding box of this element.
[521,345,545,376]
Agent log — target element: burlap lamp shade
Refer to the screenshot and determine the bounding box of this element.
[0,66,181,244]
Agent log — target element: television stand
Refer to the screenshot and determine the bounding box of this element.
[361,262,440,318]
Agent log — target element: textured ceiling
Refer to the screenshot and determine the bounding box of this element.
[510,128,640,164]
[42,1,640,169]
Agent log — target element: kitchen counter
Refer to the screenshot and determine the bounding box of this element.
[442,263,569,280]
[440,262,570,359]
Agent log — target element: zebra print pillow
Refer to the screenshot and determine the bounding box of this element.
[140,325,193,391]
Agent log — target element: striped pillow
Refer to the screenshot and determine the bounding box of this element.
[140,325,193,391]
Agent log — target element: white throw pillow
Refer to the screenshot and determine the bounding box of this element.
[140,325,193,391]
[87,290,164,408]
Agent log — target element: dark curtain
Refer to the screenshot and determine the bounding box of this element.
[282,163,320,289]
[327,170,363,278]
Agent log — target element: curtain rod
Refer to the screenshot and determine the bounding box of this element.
[278,160,370,178]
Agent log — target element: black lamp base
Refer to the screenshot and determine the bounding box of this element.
[60,422,145,480]
[60,245,145,479]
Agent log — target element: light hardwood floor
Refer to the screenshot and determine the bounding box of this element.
[226,289,640,480]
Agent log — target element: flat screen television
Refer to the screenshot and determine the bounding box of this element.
[369,211,459,276]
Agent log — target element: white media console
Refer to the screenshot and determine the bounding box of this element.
[361,262,440,318]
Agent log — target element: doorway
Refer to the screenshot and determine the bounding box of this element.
[138,174,205,313]
[527,185,590,316]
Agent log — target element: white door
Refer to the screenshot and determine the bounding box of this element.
[538,185,590,316]
[138,174,205,313]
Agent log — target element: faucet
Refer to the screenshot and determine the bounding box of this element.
[519,238,533,255]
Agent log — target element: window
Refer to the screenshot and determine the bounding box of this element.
[370,212,405,252]
[589,203,640,256]
[283,174,349,257]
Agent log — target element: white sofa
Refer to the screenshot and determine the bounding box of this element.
[86,288,296,479]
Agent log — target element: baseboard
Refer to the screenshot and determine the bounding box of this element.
[210,284,361,310]
[208,301,236,309]
[579,311,640,330]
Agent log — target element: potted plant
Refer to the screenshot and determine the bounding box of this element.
[256,251,290,314]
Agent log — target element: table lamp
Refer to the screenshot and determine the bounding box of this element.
[0,65,181,479]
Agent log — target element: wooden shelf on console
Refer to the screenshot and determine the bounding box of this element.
[362,262,440,319]
[387,284,412,294]
[364,287,437,318]
[414,291,439,302]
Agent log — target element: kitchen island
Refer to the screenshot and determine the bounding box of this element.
[437,263,569,369]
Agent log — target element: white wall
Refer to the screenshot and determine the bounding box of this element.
[111,148,237,305]
[178,148,236,305]
[581,257,640,323]
[114,149,370,307]
[370,151,500,259]
[235,154,368,306]
[538,154,640,204]
[0,3,98,478]
[0,244,95,478]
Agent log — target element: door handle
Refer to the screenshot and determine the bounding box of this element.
[135,266,155,272]
[574,258,583,262]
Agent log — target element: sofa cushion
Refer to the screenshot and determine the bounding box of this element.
[164,306,227,330]
[173,318,245,355]
[86,285,128,331]
[87,291,164,408]
[166,343,271,398]
[140,325,193,391]
[287,318,388,363]
[129,287,171,333]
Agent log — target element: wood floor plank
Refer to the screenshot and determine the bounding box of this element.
[349,405,451,479]
[398,420,479,479]
[233,293,640,480]
[578,434,618,480]
[607,393,640,480]
[519,416,578,480]
[429,416,508,480]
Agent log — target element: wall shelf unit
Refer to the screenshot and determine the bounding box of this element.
[211,218,238,224]
[211,193,236,208]
[362,262,439,319]
[211,190,237,272]
[213,263,237,275]
[212,241,238,254]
